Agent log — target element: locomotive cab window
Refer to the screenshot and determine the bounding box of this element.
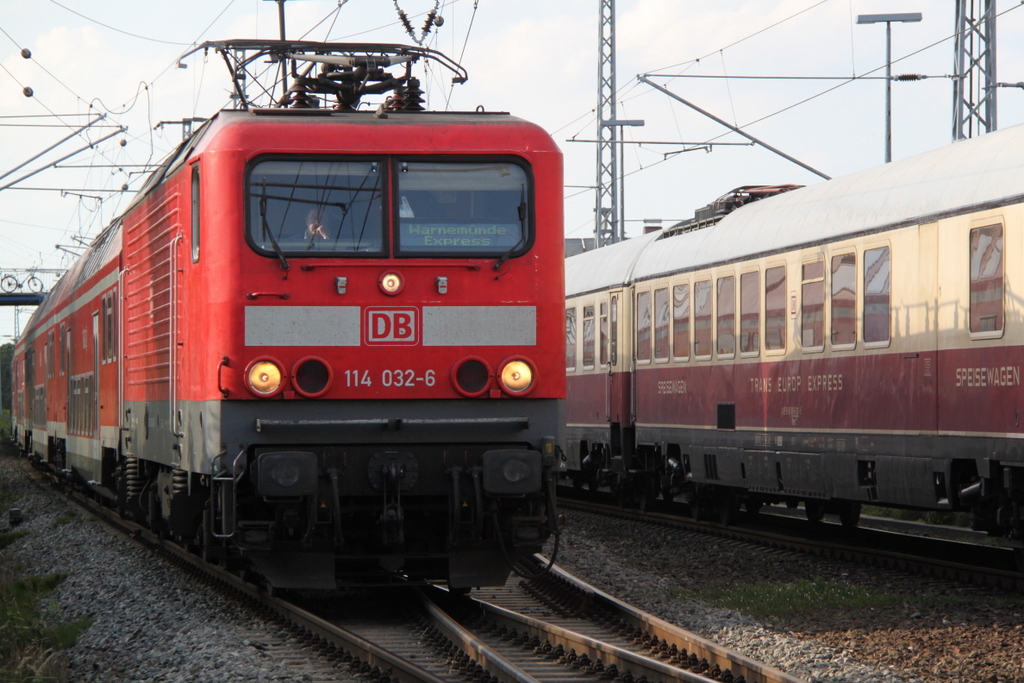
[247,158,384,257]
[395,160,531,257]
[969,224,1003,337]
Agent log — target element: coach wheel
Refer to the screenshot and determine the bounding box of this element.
[688,486,710,521]
[638,478,657,512]
[805,500,826,524]
[745,498,763,515]
[717,490,739,526]
[838,502,862,529]
[660,485,674,503]
[0,275,17,292]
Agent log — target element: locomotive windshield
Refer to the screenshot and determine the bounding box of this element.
[245,157,531,259]
[394,161,529,256]
[247,159,384,256]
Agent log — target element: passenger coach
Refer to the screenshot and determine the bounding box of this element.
[565,123,1024,543]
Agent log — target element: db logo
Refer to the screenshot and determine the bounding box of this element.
[365,307,418,345]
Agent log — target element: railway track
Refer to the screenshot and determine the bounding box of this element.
[558,490,1024,591]
[38,466,807,683]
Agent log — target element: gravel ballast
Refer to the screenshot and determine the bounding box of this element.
[3,449,1022,683]
[547,507,1023,683]
[0,452,353,683]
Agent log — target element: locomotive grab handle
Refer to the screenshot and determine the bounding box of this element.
[217,356,230,398]
[246,292,290,299]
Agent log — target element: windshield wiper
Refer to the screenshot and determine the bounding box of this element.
[493,187,528,272]
[259,187,290,271]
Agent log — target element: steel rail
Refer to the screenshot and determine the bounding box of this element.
[559,496,1024,591]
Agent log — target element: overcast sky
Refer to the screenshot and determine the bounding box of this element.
[2,0,1024,338]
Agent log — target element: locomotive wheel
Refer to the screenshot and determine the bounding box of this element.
[838,502,862,529]
[744,498,763,515]
[805,500,826,523]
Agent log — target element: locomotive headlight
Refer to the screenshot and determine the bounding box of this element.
[502,457,532,484]
[482,449,542,495]
[379,271,404,295]
[246,359,284,397]
[269,460,300,488]
[498,358,535,395]
[257,452,318,496]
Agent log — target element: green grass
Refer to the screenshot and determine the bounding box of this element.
[862,505,972,527]
[0,532,28,550]
[673,576,904,620]
[50,514,76,528]
[0,573,92,682]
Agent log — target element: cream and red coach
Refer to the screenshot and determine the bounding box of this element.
[565,123,1024,543]
[13,42,564,590]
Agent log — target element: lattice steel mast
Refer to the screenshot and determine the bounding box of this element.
[595,0,622,247]
[953,0,997,139]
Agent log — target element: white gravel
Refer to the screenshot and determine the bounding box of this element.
[0,452,352,683]
[4,450,1017,683]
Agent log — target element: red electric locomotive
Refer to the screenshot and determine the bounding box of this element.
[565,124,1024,547]
[12,42,564,590]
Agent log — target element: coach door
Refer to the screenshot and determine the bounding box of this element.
[606,290,631,450]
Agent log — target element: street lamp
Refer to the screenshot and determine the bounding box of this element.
[857,12,922,163]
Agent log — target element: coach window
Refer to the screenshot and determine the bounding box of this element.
[599,302,609,366]
[801,259,825,350]
[583,305,596,369]
[636,290,652,363]
[565,307,577,370]
[969,224,1003,336]
[59,323,66,377]
[46,332,54,380]
[740,271,760,356]
[863,246,891,344]
[672,283,690,361]
[395,160,530,258]
[765,265,787,352]
[831,253,857,348]
[102,290,117,363]
[247,158,384,257]
[654,288,670,361]
[693,279,713,358]
[191,165,200,263]
[716,276,736,358]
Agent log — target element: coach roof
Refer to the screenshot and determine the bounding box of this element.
[568,121,1024,296]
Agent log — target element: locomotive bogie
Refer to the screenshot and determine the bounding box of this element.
[565,124,1024,543]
